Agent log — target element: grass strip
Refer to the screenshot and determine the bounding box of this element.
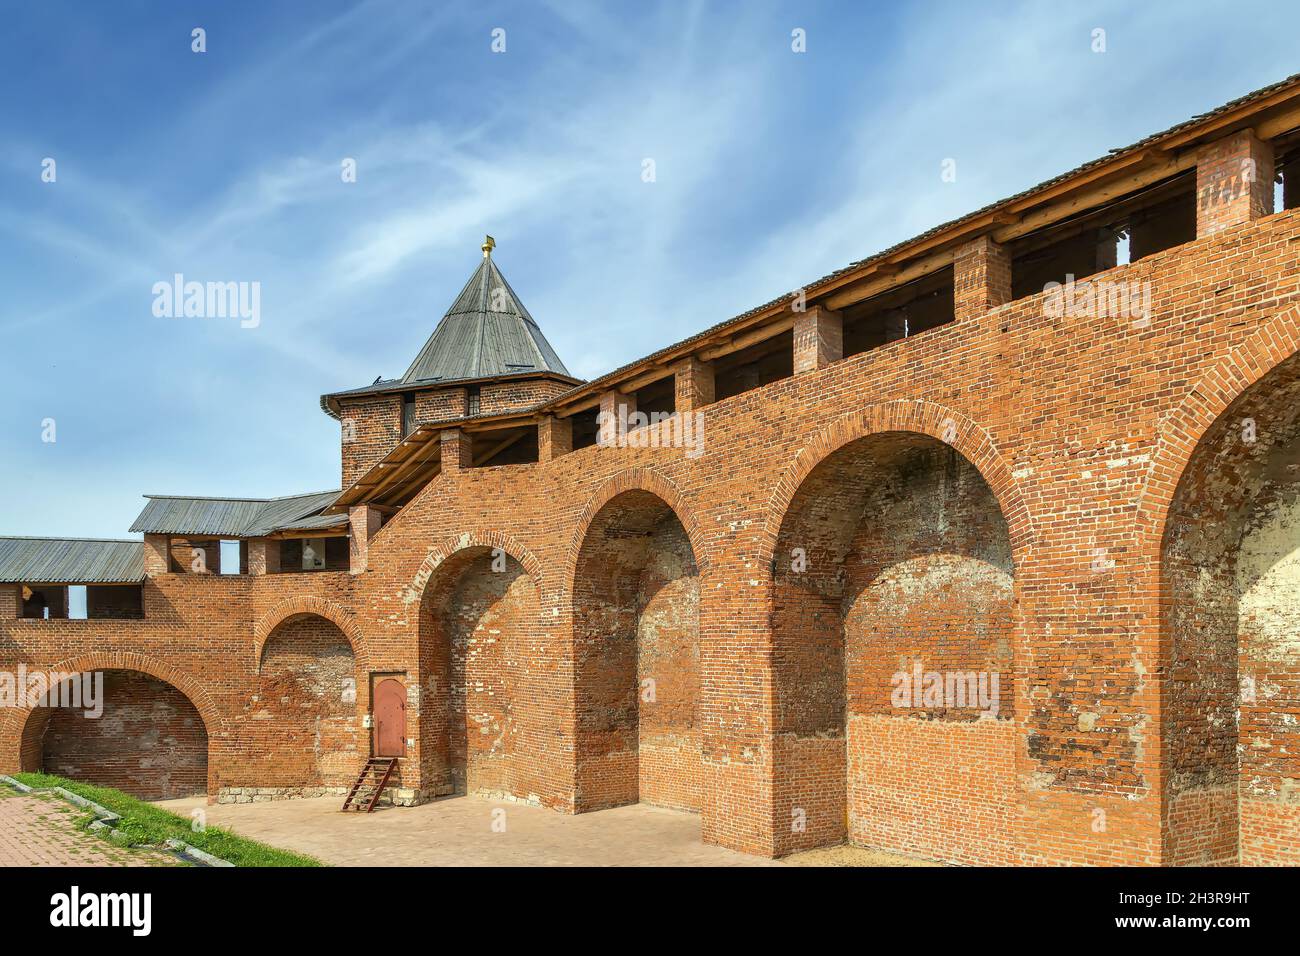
[10,773,322,867]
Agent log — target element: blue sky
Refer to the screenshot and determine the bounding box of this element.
[1,0,1297,539]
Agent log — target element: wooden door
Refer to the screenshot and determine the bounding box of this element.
[373,677,406,757]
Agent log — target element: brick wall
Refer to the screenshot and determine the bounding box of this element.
[168,538,219,574]
[479,377,572,416]
[415,387,466,424]
[38,670,208,801]
[1162,352,1300,865]
[230,613,359,795]
[417,547,560,806]
[5,131,1300,864]
[772,434,1014,855]
[339,393,402,487]
[572,490,700,812]
[636,516,700,811]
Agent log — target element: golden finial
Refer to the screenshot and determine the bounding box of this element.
[482,234,496,258]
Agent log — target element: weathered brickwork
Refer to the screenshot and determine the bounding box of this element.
[37,671,207,801]
[233,614,359,797]
[1196,130,1274,237]
[5,109,1300,865]
[1162,353,1300,864]
[771,434,1014,855]
[339,394,402,487]
[572,490,700,812]
[954,236,1012,322]
[479,377,573,416]
[415,387,466,425]
[418,550,531,799]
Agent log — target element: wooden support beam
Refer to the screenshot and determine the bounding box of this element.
[473,430,528,467]
[823,250,958,312]
[365,439,441,503]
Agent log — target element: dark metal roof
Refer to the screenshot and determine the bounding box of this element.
[0,537,144,584]
[403,255,571,382]
[129,491,341,537]
[318,254,579,419]
[267,512,350,534]
[248,491,343,535]
[319,369,581,420]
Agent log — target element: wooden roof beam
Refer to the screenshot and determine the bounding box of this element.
[472,430,529,467]
[359,440,442,505]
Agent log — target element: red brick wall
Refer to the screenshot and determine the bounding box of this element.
[1162,351,1300,865]
[6,134,1300,864]
[479,377,572,416]
[339,393,402,487]
[1196,130,1273,237]
[414,387,466,424]
[38,670,208,800]
[573,490,700,811]
[636,517,700,811]
[233,613,359,792]
[848,716,1019,864]
[168,538,220,574]
[772,434,1014,856]
[418,548,550,803]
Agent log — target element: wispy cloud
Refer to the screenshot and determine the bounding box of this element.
[0,0,1295,536]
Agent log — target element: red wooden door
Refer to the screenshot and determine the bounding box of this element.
[373,678,406,757]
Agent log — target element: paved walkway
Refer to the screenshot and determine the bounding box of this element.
[158,794,781,866]
[157,793,939,866]
[0,789,179,867]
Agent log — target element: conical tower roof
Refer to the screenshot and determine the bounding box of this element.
[402,239,571,383]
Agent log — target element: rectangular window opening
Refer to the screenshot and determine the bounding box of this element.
[68,585,87,619]
[402,392,417,437]
[469,425,539,468]
[713,328,794,402]
[218,540,246,575]
[21,584,66,619]
[631,377,676,429]
[277,536,349,572]
[86,584,144,620]
[842,266,955,359]
[1279,148,1300,211]
[1010,170,1195,301]
[570,407,600,450]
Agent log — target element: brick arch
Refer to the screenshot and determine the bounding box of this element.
[1136,303,1300,549]
[759,399,1036,567]
[253,596,367,674]
[562,467,706,596]
[3,650,225,767]
[401,529,546,612]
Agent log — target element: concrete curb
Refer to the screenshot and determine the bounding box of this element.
[1,775,235,867]
[164,838,234,867]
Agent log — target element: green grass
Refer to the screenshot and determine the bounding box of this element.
[9,773,322,867]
